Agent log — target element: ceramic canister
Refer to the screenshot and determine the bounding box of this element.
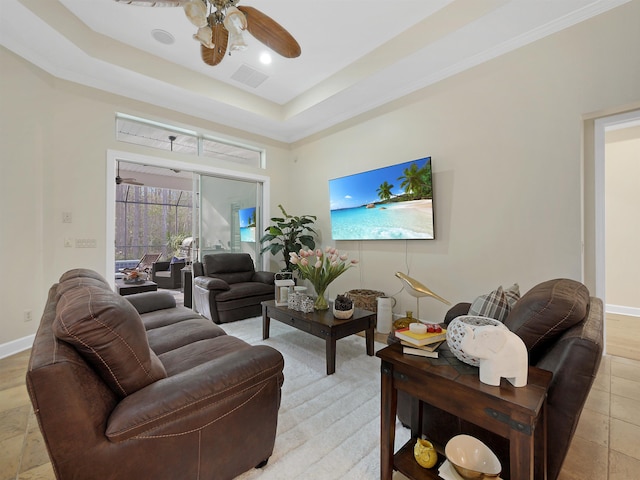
[376,296,396,334]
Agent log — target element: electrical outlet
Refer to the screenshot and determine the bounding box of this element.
[24,310,33,322]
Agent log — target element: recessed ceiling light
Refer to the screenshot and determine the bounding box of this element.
[151,29,175,45]
[259,52,272,65]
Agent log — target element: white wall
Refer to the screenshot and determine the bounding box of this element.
[605,126,640,311]
[2,1,640,349]
[287,1,640,321]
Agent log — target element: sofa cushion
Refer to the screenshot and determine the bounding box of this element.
[215,282,274,302]
[203,253,255,284]
[468,286,511,322]
[126,291,176,315]
[145,318,227,355]
[504,278,590,361]
[59,268,109,284]
[53,285,167,397]
[503,283,520,307]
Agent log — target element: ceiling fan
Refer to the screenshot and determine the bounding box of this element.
[116,162,144,186]
[114,0,302,66]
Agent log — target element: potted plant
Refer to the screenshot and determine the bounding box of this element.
[259,204,317,274]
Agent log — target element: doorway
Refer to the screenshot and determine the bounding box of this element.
[594,109,640,359]
[106,150,271,287]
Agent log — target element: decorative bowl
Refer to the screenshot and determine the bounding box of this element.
[446,315,509,366]
[333,305,354,319]
[445,435,501,479]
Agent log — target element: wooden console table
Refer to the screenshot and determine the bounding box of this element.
[377,343,552,480]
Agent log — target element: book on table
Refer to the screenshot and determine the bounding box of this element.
[402,346,439,358]
[400,340,444,352]
[394,327,447,347]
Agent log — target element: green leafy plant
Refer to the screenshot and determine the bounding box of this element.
[260,204,317,273]
[167,233,190,258]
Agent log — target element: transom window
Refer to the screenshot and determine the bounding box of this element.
[116,114,264,168]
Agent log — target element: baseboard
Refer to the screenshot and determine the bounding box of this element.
[0,334,35,360]
[606,304,640,317]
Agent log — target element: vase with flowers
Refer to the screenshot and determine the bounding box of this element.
[289,247,358,310]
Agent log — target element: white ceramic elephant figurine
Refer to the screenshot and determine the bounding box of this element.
[461,325,528,387]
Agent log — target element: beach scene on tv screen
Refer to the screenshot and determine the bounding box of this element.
[329,157,434,240]
[239,207,256,242]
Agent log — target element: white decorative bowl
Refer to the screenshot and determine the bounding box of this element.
[445,435,501,479]
[446,315,509,366]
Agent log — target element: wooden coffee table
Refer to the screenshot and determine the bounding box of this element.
[115,279,158,296]
[262,300,376,375]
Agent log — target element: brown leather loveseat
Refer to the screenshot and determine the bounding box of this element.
[193,253,275,324]
[27,268,284,480]
[391,278,603,480]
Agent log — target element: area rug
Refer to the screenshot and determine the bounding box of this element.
[220,316,410,480]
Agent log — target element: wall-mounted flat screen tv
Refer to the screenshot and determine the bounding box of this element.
[238,207,256,242]
[329,157,434,240]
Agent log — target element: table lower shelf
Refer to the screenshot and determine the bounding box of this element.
[394,439,445,480]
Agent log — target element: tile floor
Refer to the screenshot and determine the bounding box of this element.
[3,351,640,479]
[2,319,640,479]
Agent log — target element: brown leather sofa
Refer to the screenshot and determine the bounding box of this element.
[27,268,284,480]
[390,278,603,480]
[193,253,275,324]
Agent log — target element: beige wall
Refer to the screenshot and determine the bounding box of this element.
[0,48,293,347]
[605,126,640,310]
[1,1,640,348]
[287,1,640,320]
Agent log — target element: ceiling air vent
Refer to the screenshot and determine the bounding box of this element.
[230,64,268,88]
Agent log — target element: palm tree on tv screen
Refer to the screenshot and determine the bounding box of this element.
[398,162,432,200]
[376,181,394,202]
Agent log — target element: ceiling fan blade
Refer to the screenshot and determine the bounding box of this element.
[113,0,185,6]
[201,23,228,66]
[237,6,301,58]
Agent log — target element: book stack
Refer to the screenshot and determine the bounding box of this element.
[394,325,447,358]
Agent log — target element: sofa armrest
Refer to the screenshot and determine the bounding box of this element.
[105,345,284,442]
[152,261,170,274]
[126,291,177,314]
[194,276,230,291]
[253,271,275,285]
[443,302,471,324]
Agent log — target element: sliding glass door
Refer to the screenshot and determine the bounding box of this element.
[193,174,263,265]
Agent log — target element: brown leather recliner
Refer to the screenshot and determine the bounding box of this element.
[193,253,275,324]
[27,268,284,480]
[391,278,603,480]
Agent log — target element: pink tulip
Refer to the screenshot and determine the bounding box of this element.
[351,259,359,264]
[315,260,322,269]
[301,258,309,266]
[325,246,331,253]
[316,249,323,257]
[339,254,348,261]
[290,256,299,265]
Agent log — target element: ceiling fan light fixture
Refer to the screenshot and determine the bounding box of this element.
[194,25,214,49]
[223,6,248,52]
[183,0,208,28]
